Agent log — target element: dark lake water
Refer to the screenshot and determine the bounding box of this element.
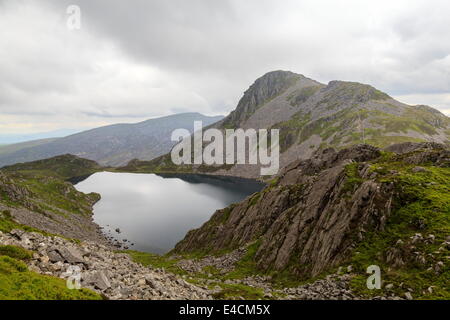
[74,172,264,254]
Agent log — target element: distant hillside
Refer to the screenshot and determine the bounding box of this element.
[0,113,223,167]
[125,71,450,178]
[1,154,102,180]
[0,138,59,156]
[0,129,80,145]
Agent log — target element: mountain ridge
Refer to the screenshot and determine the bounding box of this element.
[124,70,449,178]
[0,113,224,168]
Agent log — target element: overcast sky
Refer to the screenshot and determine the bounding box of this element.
[1,0,450,138]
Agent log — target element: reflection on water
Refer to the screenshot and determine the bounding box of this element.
[75,172,264,254]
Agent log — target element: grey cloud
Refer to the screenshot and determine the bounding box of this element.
[1,0,450,134]
[46,0,450,95]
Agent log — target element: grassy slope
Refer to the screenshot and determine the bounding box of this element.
[276,106,449,153]
[4,173,100,216]
[0,156,104,300]
[0,210,55,236]
[0,245,101,300]
[1,154,102,180]
[1,155,102,217]
[348,155,449,299]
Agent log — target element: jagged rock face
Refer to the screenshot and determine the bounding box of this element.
[174,143,449,278]
[383,142,450,169]
[385,141,448,155]
[0,172,31,202]
[254,163,390,276]
[222,70,306,127]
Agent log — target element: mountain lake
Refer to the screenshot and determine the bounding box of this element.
[75,172,264,254]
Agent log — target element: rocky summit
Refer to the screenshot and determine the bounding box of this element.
[125,71,450,179]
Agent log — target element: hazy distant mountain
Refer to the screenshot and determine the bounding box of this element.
[0,129,82,144]
[0,113,223,167]
[0,138,59,156]
[125,71,450,178]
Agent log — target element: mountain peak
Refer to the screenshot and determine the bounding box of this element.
[250,70,302,90]
[252,70,318,89]
[222,70,315,127]
[257,69,301,78]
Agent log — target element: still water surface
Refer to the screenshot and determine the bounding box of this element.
[75,172,264,253]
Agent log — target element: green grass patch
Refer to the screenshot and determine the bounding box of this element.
[122,250,187,276]
[342,162,364,195]
[349,162,450,299]
[224,242,261,280]
[212,283,265,300]
[248,193,261,207]
[0,245,33,261]
[1,155,101,181]
[0,256,102,300]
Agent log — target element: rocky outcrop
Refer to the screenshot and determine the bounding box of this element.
[0,171,31,202]
[176,247,248,275]
[174,143,449,279]
[385,142,450,166]
[384,142,446,154]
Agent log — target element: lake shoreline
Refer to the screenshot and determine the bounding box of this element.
[74,172,264,254]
